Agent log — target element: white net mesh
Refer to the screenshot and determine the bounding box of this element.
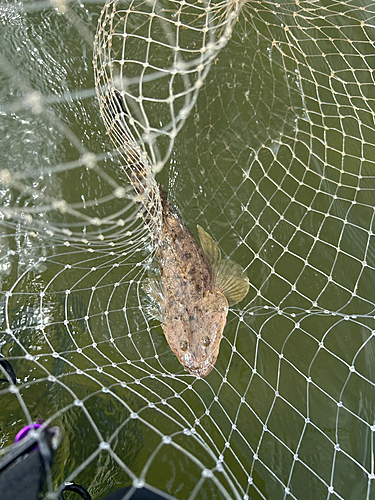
[1,0,375,498]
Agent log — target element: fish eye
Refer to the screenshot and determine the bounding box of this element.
[180,340,189,351]
[202,336,211,347]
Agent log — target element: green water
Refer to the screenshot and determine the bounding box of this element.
[1,1,375,499]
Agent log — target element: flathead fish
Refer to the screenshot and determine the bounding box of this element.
[102,90,249,377]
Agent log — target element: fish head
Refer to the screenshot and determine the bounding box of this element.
[163,289,228,377]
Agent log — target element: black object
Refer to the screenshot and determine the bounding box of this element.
[0,421,176,500]
[0,354,17,385]
[0,427,54,500]
[61,481,92,500]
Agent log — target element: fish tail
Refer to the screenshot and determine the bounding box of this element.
[100,88,162,236]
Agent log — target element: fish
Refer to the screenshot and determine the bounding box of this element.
[101,89,249,377]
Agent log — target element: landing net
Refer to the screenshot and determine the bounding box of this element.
[1,0,375,499]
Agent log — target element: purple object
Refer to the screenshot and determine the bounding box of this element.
[15,423,42,445]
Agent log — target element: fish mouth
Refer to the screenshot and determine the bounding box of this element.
[183,359,215,378]
[179,349,220,378]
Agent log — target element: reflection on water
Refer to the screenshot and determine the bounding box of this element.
[1,0,375,499]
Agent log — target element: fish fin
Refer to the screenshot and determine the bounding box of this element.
[146,305,163,323]
[215,259,249,306]
[197,225,221,269]
[143,276,164,321]
[143,275,164,304]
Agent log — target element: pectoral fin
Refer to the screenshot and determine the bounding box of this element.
[215,259,249,306]
[197,225,221,269]
[143,276,164,322]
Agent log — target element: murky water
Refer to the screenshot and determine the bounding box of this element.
[1,1,375,499]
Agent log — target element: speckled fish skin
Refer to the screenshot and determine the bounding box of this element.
[102,89,248,377]
[158,190,229,377]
